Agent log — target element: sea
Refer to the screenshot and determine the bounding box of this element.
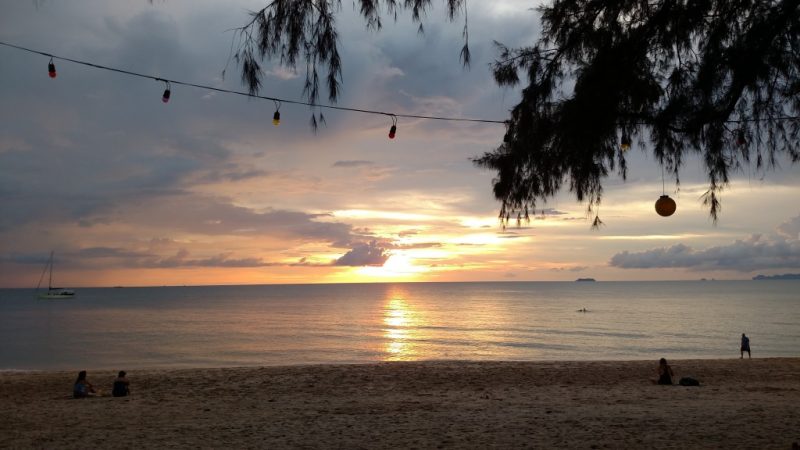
[0,281,798,371]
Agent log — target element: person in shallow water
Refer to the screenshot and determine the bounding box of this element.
[740,333,751,359]
[657,358,674,385]
[73,370,96,398]
[112,370,130,397]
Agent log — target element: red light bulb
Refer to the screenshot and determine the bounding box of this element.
[388,125,397,139]
[162,89,171,103]
[736,130,746,146]
[48,62,57,79]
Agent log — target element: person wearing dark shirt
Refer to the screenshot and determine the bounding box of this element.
[740,333,751,359]
[657,358,674,385]
[112,370,130,397]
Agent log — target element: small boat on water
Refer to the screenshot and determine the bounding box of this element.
[36,251,75,299]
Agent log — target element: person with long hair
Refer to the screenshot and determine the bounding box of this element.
[73,370,96,398]
[657,358,674,385]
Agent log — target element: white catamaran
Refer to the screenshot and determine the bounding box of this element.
[36,251,75,299]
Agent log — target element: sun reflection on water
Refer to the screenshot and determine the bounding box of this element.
[382,288,423,360]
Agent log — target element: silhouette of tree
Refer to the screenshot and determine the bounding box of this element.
[235,1,800,223]
[230,0,469,128]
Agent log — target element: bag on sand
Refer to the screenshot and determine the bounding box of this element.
[679,377,700,386]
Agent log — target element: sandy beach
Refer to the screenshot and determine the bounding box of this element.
[1,358,798,449]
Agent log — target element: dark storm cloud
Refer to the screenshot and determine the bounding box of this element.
[609,234,800,272]
[113,192,359,244]
[333,241,390,266]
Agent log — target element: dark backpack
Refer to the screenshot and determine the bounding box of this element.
[679,377,700,387]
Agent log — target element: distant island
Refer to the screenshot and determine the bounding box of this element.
[752,273,800,280]
[575,278,596,282]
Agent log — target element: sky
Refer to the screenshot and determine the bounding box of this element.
[1,0,799,288]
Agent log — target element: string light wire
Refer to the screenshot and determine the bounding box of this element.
[2,41,797,127]
[0,40,506,125]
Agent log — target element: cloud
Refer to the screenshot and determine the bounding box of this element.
[114,193,359,244]
[331,160,395,181]
[536,208,569,217]
[147,251,271,268]
[498,233,526,239]
[265,66,300,80]
[609,233,800,272]
[332,160,375,168]
[374,66,405,78]
[777,214,800,240]
[78,247,152,259]
[390,242,442,250]
[7,247,275,269]
[194,167,270,183]
[549,266,589,272]
[333,241,390,266]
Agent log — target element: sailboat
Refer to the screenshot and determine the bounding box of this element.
[36,251,75,299]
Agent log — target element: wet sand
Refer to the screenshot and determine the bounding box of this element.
[1,358,798,449]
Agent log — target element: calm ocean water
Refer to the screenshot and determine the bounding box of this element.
[0,281,798,370]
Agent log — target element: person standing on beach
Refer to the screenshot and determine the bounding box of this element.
[740,333,751,359]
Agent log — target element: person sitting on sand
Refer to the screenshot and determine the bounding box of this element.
[112,370,130,397]
[73,370,96,398]
[657,358,674,385]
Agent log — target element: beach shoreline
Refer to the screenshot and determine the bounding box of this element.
[2,358,798,448]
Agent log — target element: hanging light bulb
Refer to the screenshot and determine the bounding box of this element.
[48,58,56,79]
[272,101,281,126]
[388,116,397,140]
[736,129,746,146]
[620,133,631,151]
[654,164,676,217]
[161,81,171,103]
[655,195,677,217]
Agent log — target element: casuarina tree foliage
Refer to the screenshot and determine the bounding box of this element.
[234,1,800,224]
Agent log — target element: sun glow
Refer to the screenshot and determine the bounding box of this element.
[452,233,514,246]
[382,291,423,360]
[357,253,428,279]
[332,209,436,221]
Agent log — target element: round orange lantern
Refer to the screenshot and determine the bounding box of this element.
[655,195,676,217]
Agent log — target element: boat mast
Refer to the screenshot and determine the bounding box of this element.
[35,251,54,291]
[48,251,54,290]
